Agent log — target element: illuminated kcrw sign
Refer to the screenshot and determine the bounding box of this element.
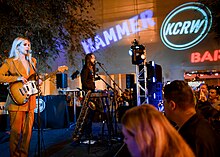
[160,2,212,50]
[81,10,156,54]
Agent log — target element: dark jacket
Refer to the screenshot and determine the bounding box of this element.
[179,113,220,157]
[80,65,95,91]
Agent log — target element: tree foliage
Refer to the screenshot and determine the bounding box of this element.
[0,0,99,71]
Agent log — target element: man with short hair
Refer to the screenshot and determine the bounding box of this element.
[209,86,220,111]
[196,84,216,121]
[208,86,220,133]
[163,80,219,157]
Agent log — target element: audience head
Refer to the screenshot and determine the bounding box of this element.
[209,86,220,102]
[199,83,209,97]
[121,104,195,157]
[163,80,195,124]
[163,80,195,109]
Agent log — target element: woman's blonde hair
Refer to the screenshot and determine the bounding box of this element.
[121,104,195,157]
[9,37,32,62]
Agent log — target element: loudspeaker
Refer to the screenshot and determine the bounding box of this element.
[126,74,135,89]
[56,73,68,88]
[147,82,163,108]
[147,62,162,83]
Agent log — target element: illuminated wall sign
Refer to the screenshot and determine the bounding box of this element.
[191,49,220,63]
[81,10,156,54]
[160,2,212,50]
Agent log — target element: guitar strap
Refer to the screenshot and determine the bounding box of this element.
[30,62,36,73]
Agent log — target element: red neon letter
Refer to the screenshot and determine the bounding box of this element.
[214,49,220,61]
[191,52,201,63]
[201,51,213,62]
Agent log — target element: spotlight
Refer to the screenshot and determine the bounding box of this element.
[129,39,146,65]
[128,49,133,56]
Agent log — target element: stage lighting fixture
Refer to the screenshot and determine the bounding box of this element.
[129,39,146,65]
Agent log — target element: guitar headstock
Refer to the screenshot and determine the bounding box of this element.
[58,65,68,73]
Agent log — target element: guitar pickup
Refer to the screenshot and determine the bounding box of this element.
[19,88,25,96]
[25,85,30,91]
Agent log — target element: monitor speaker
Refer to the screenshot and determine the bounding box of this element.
[126,74,135,89]
[147,63,162,83]
[56,73,68,88]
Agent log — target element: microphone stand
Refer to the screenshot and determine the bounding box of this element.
[96,62,123,139]
[96,74,113,91]
[96,62,123,93]
[95,75,114,146]
[32,51,42,157]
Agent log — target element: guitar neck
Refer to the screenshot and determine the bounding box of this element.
[28,70,60,81]
[42,70,61,81]
[28,66,68,81]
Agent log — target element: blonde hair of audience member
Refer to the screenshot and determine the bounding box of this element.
[121,104,195,157]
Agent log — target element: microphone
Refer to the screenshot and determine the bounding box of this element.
[28,50,41,55]
[26,50,32,61]
[95,61,104,65]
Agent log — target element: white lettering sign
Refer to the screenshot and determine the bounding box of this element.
[160,2,212,50]
[81,10,156,54]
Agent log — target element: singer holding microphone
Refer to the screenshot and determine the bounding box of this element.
[0,37,42,157]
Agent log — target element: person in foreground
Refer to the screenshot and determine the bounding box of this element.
[121,104,195,157]
[163,80,220,157]
[0,37,41,157]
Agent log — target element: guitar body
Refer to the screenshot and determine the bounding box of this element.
[9,80,38,105]
[8,65,68,105]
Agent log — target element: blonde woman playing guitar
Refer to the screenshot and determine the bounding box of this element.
[0,37,67,157]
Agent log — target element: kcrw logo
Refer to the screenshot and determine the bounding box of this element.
[160,2,212,50]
